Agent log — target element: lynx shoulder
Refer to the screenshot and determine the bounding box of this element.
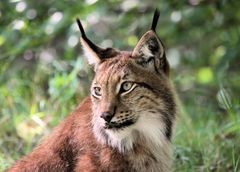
[8,9,178,172]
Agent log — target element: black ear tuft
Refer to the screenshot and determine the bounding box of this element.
[151,9,160,32]
[76,18,87,39]
[76,18,119,66]
[76,18,103,55]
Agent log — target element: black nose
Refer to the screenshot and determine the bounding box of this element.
[101,111,113,123]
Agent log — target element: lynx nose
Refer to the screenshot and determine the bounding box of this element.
[101,111,113,123]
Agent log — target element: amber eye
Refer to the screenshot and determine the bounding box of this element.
[93,87,101,97]
[121,82,134,93]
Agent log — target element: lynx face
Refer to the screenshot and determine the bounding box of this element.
[90,54,176,152]
[77,10,176,153]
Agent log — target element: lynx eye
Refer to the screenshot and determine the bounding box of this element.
[120,81,135,94]
[93,87,101,98]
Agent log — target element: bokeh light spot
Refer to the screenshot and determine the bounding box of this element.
[68,35,78,47]
[26,9,37,20]
[50,12,63,24]
[171,11,182,23]
[197,67,213,84]
[127,35,138,46]
[0,36,5,46]
[13,20,25,30]
[16,1,27,12]
[85,0,98,5]
[210,45,226,65]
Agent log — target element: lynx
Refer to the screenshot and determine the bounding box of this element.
[8,9,177,172]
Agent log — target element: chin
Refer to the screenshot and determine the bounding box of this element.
[105,124,137,153]
[93,112,167,153]
[92,117,137,153]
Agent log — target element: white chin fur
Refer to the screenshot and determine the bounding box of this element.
[105,126,135,153]
[94,113,167,153]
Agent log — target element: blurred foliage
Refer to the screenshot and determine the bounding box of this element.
[0,0,240,171]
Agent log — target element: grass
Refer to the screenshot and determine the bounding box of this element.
[173,86,240,171]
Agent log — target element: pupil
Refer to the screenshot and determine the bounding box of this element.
[95,88,100,95]
[125,83,130,90]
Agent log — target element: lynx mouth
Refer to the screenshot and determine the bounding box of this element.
[105,120,135,130]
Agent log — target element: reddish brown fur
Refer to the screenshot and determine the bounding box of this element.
[9,98,164,172]
[8,10,177,172]
[8,98,123,171]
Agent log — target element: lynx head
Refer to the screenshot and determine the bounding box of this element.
[77,9,176,152]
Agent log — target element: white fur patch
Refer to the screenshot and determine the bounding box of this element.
[104,112,167,153]
[92,111,172,170]
[105,127,135,152]
[134,113,166,147]
[140,41,164,59]
[141,45,153,60]
[81,38,100,65]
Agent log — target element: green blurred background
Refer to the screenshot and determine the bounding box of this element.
[0,0,239,171]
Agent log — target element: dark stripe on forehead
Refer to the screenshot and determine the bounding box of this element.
[122,73,129,80]
[103,57,119,68]
[96,60,115,82]
[96,60,123,92]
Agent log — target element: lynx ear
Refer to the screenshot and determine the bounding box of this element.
[131,9,169,75]
[76,19,118,66]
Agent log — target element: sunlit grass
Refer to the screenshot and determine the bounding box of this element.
[173,89,240,172]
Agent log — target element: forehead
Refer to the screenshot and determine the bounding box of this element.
[94,52,133,82]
